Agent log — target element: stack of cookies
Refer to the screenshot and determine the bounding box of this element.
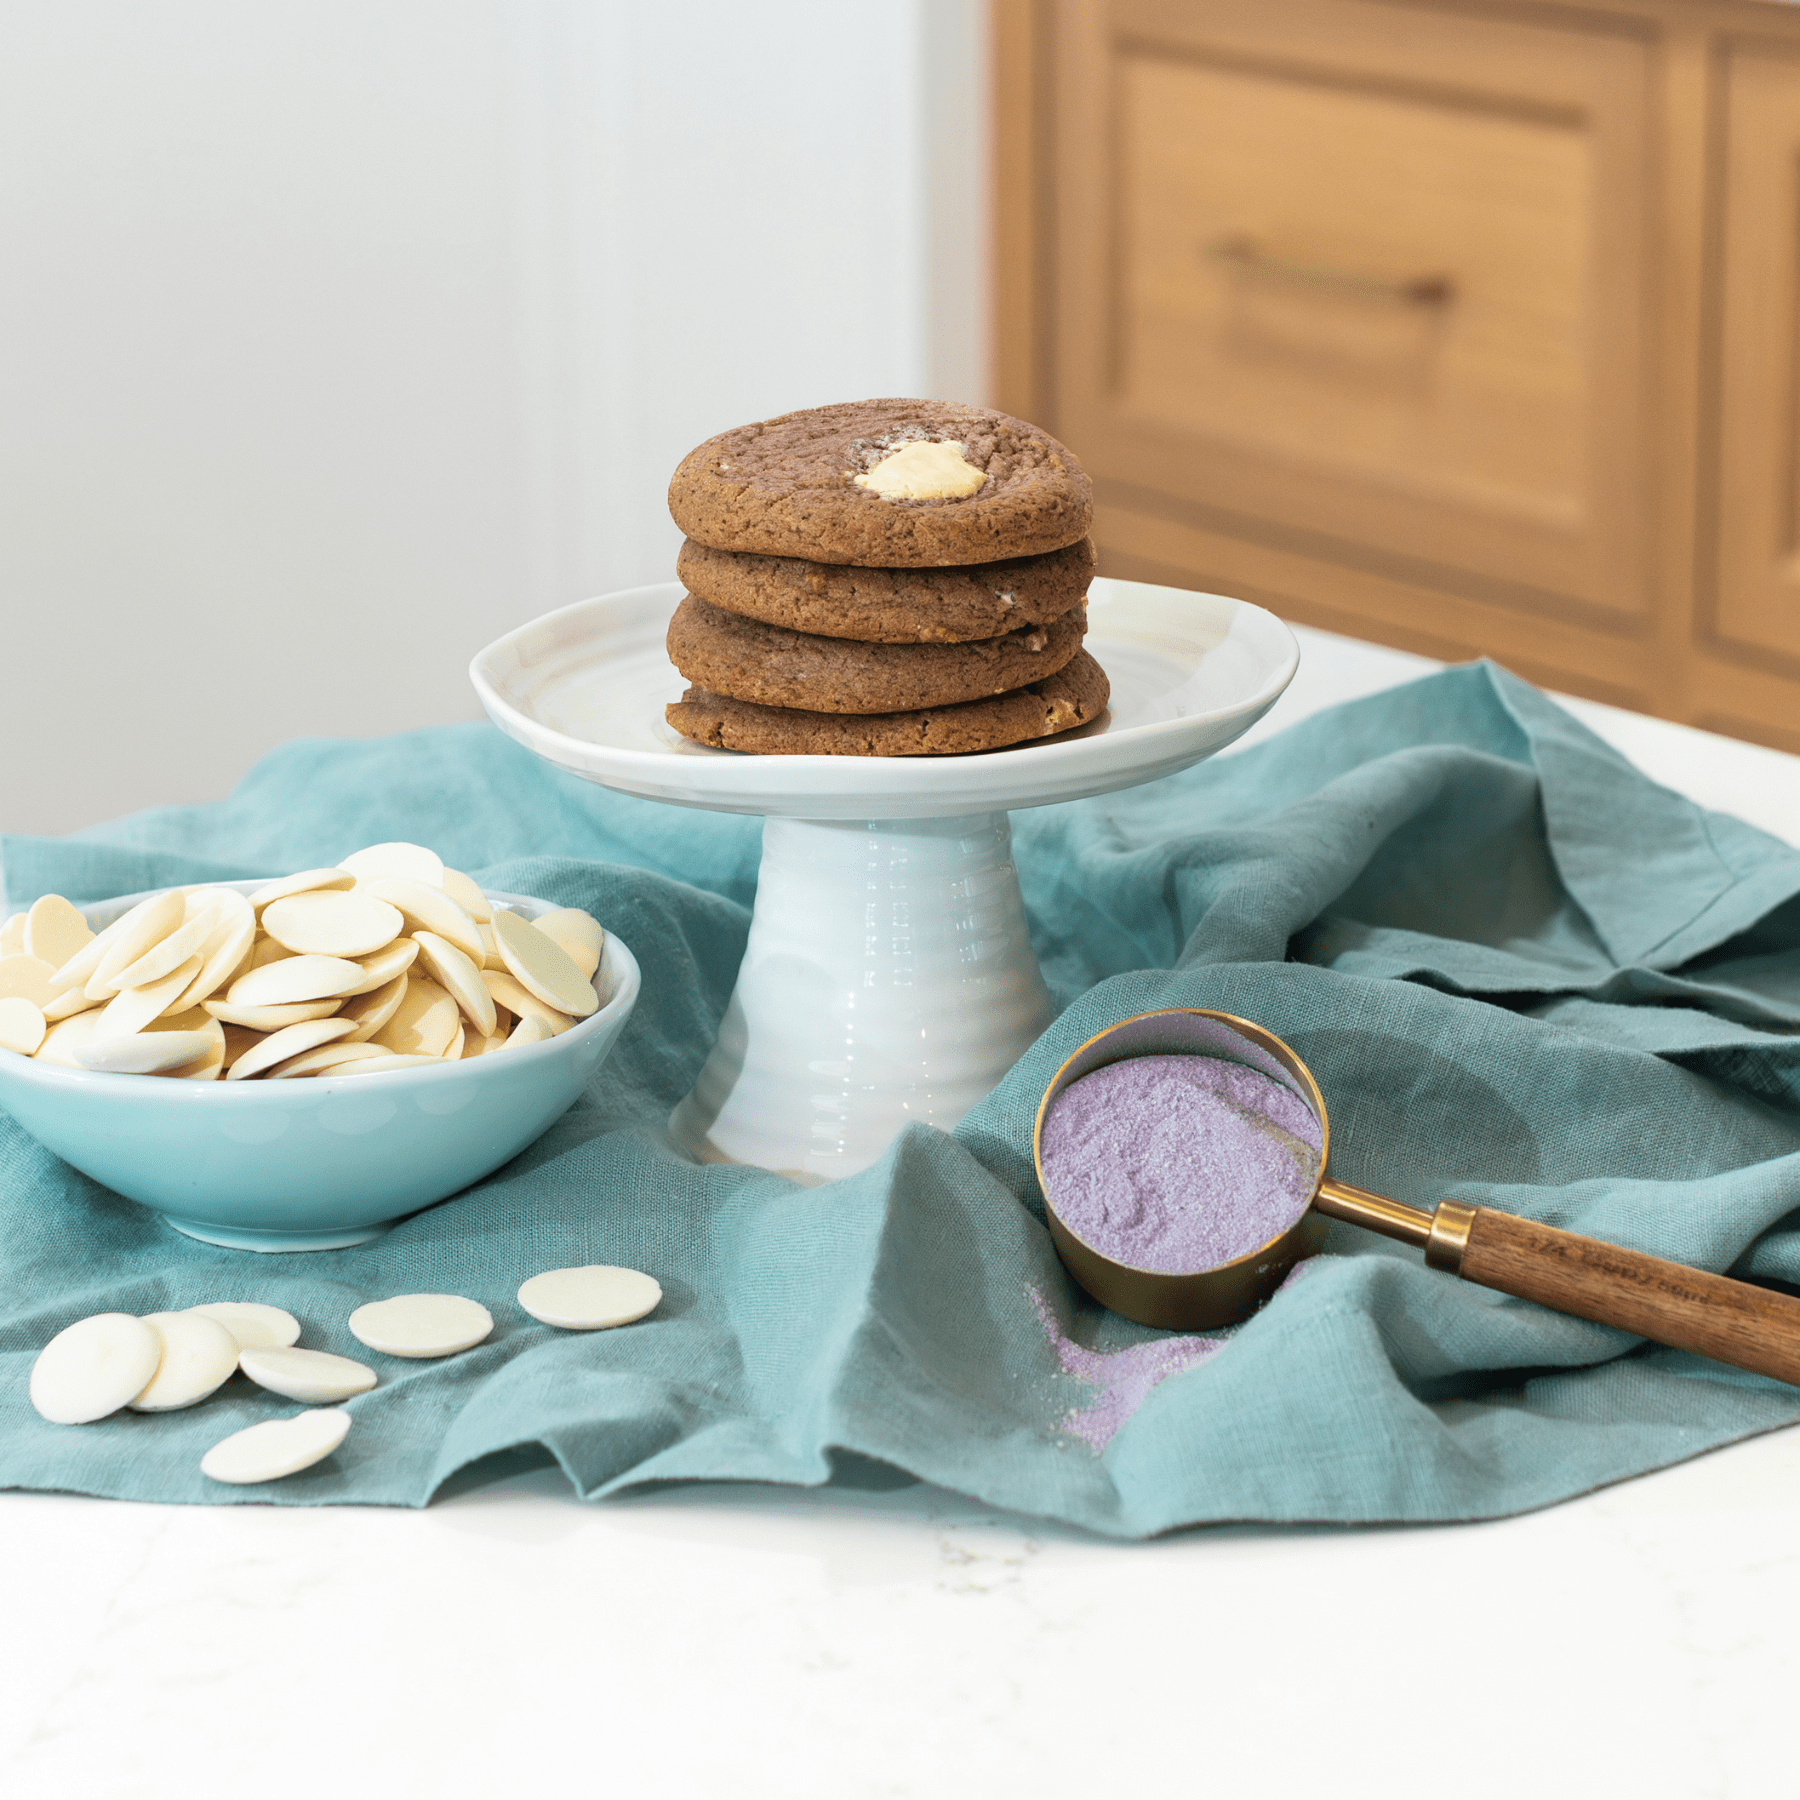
[662,399,1109,756]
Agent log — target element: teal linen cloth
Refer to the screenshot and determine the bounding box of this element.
[7,662,1800,1533]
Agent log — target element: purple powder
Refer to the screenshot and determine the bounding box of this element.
[1040,1053,1323,1275]
[1029,1286,1223,1449]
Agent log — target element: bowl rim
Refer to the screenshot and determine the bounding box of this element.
[0,881,639,1103]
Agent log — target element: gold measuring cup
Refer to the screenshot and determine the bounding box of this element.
[1034,1008,1800,1387]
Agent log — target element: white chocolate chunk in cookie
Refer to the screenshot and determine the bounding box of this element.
[854,439,987,501]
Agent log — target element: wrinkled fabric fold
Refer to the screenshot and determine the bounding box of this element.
[5,661,1800,1534]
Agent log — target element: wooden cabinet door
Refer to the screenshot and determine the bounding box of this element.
[1050,0,1653,628]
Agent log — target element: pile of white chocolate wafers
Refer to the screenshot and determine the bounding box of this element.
[0,840,606,1079]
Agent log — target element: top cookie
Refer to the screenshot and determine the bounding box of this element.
[668,399,1093,568]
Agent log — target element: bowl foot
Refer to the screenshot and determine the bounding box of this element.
[160,1215,394,1253]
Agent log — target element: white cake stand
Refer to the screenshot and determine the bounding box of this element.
[471,577,1298,1182]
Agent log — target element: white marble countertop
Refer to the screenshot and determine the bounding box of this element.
[7,625,1799,1800]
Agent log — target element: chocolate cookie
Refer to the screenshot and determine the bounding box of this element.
[665,651,1110,757]
[676,536,1095,644]
[668,399,1093,567]
[667,594,1087,715]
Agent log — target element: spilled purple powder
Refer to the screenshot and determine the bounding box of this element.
[1040,1054,1323,1275]
[1029,1286,1223,1449]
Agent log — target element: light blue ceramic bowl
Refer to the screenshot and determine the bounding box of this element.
[0,883,640,1251]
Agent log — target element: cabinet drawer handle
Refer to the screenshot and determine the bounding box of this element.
[1203,234,1455,308]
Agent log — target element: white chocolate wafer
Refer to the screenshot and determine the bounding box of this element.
[24,895,92,971]
[491,909,598,1018]
[188,1301,301,1350]
[411,931,497,1037]
[143,1013,225,1082]
[0,954,58,1007]
[441,867,492,922]
[0,996,47,1055]
[533,908,604,981]
[45,900,147,994]
[339,842,444,887]
[0,913,26,956]
[34,1010,107,1066]
[249,868,356,909]
[205,996,341,1031]
[74,1026,219,1074]
[226,1017,356,1081]
[362,878,482,963]
[153,1004,215,1030]
[348,1294,493,1358]
[169,890,256,1010]
[100,900,217,994]
[262,890,404,959]
[41,985,103,1022]
[129,1310,240,1411]
[505,1015,553,1049]
[480,970,573,1036]
[250,935,297,969]
[268,1041,394,1077]
[344,936,419,994]
[201,1408,351,1485]
[30,1313,163,1424]
[227,955,365,1008]
[517,1265,661,1330]
[338,973,409,1042]
[82,890,186,997]
[238,1346,376,1402]
[219,1023,267,1067]
[335,1053,446,1075]
[94,954,204,1038]
[372,977,459,1057]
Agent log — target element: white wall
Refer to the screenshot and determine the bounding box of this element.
[0,0,988,839]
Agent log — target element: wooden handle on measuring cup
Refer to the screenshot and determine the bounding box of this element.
[1433,1201,1800,1388]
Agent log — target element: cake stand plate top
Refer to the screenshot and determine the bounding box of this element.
[469,576,1299,820]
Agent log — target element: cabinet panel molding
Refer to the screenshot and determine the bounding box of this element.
[1096,499,1662,710]
[1711,40,1800,670]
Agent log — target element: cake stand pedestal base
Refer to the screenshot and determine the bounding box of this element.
[668,812,1051,1183]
